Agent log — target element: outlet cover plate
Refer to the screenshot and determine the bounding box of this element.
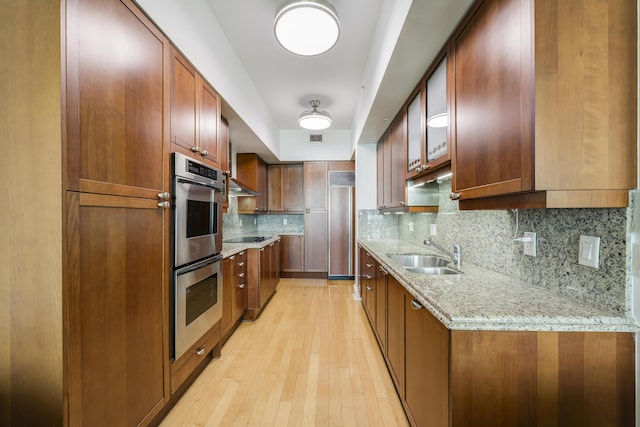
[524,232,536,257]
[578,235,600,269]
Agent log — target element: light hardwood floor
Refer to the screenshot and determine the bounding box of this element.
[160,278,409,427]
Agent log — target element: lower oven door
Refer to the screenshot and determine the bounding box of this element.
[174,255,223,360]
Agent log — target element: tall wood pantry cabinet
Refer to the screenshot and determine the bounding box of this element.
[4,0,177,425]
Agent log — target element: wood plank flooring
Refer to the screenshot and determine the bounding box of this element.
[160,279,409,427]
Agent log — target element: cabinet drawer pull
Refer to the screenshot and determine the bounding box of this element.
[449,192,461,200]
[260,248,264,252]
[379,265,388,274]
[366,286,374,291]
[229,255,235,260]
[157,201,171,209]
[366,263,373,268]
[195,347,206,356]
[363,274,372,280]
[200,149,208,157]
[239,251,244,256]
[191,146,201,154]
[237,262,245,267]
[238,283,245,289]
[157,192,171,200]
[410,300,423,310]
[237,272,245,278]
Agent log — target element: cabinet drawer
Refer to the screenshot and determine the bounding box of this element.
[171,323,220,394]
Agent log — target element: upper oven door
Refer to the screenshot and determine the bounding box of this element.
[174,177,223,267]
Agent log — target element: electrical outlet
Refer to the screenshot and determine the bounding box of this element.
[254,218,257,225]
[578,235,600,269]
[523,232,536,256]
[283,218,288,225]
[239,219,242,227]
[430,224,437,236]
[408,222,414,232]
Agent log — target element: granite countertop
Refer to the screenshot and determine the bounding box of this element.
[222,234,282,258]
[358,239,639,333]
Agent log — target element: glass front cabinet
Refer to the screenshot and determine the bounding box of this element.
[406,49,451,180]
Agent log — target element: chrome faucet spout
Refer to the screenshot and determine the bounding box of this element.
[423,238,462,268]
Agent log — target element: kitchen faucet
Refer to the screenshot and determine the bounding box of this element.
[424,238,462,268]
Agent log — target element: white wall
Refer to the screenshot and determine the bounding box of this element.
[135,0,280,157]
[279,129,352,161]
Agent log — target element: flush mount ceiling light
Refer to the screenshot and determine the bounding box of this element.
[274,0,340,56]
[298,100,332,130]
[426,113,448,128]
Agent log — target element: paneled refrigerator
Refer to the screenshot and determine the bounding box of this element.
[328,170,355,279]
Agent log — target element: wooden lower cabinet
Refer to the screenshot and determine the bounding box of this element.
[359,246,376,325]
[244,241,280,321]
[66,193,167,426]
[375,264,388,351]
[404,297,449,427]
[385,276,405,398]
[280,234,304,273]
[362,264,636,427]
[221,251,248,341]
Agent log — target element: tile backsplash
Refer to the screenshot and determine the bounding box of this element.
[223,196,304,239]
[359,181,635,315]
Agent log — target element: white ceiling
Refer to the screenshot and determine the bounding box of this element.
[138,0,475,162]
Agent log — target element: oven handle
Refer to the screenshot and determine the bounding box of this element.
[175,254,223,275]
[176,177,224,192]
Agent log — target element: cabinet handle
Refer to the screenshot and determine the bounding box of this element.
[157,201,171,209]
[400,201,405,206]
[238,283,245,289]
[195,347,206,356]
[237,272,245,278]
[415,165,422,172]
[237,261,245,267]
[366,286,374,291]
[450,192,461,200]
[191,146,201,154]
[366,263,373,268]
[379,265,388,275]
[363,274,372,280]
[200,149,208,157]
[260,248,264,252]
[410,300,423,310]
[224,170,231,175]
[157,192,171,200]
[269,243,274,247]
[422,164,429,171]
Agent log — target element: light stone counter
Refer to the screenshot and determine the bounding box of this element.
[358,239,639,333]
[222,235,281,258]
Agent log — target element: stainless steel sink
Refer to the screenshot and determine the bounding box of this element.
[387,254,450,268]
[386,253,462,275]
[405,266,461,275]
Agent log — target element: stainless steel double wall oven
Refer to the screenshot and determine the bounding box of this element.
[172,153,225,360]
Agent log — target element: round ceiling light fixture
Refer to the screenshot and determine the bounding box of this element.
[274,0,340,56]
[298,100,332,130]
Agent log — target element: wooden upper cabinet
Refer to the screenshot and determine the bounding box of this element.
[377,114,407,210]
[220,116,230,174]
[237,153,268,213]
[69,0,167,195]
[170,46,222,169]
[268,164,304,213]
[452,0,637,209]
[303,161,328,211]
[198,80,221,167]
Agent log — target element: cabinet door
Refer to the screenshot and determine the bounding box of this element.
[376,140,385,209]
[375,264,388,350]
[303,161,328,210]
[382,132,393,207]
[259,246,270,307]
[390,113,407,207]
[271,240,280,287]
[406,87,425,177]
[405,297,450,427]
[170,47,198,154]
[282,164,304,212]
[304,211,328,272]
[67,193,166,426]
[232,251,247,322]
[280,235,305,272]
[452,0,533,198]
[220,117,230,174]
[221,256,234,336]
[69,0,166,194]
[268,165,283,212]
[386,276,405,396]
[198,80,220,167]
